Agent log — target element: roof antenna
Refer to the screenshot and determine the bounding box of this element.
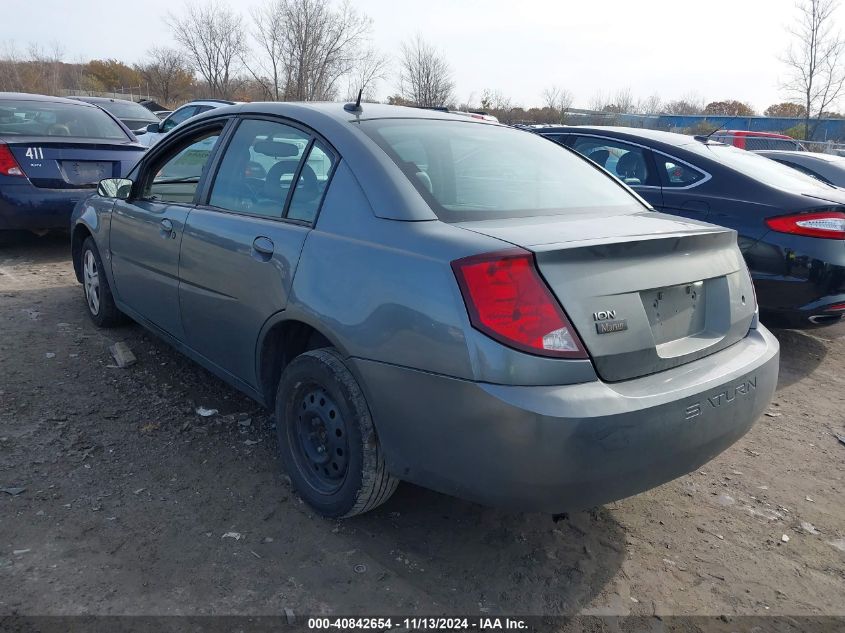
[344,88,363,113]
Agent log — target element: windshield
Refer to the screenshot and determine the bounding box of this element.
[0,99,130,139]
[704,143,833,190]
[358,119,645,222]
[97,100,158,123]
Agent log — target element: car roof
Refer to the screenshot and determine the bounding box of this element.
[714,130,793,139]
[0,91,98,107]
[75,96,136,104]
[758,150,845,163]
[537,125,701,148]
[190,101,501,126]
[181,99,239,108]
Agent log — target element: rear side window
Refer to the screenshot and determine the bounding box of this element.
[359,120,644,222]
[572,137,657,187]
[659,158,706,187]
[0,99,129,139]
[208,118,311,218]
[287,140,336,223]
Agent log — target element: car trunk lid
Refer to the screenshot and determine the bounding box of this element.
[3,137,143,189]
[456,210,756,382]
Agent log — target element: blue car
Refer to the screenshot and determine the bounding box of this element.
[536,126,845,328]
[0,92,146,233]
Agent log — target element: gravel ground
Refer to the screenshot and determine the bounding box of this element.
[1,234,844,618]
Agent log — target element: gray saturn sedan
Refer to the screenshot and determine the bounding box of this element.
[71,103,780,518]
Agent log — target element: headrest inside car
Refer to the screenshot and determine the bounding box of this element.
[253,140,299,158]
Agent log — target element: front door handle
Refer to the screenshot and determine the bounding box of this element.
[252,236,274,256]
[159,218,175,239]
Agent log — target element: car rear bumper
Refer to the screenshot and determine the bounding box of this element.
[0,183,93,230]
[352,326,779,513]
[748,233,845,328]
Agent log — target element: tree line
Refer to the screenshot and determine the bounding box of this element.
[0,0,842,138]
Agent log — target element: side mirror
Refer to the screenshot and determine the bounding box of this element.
[97,178,133,200]
[146,122,160,133]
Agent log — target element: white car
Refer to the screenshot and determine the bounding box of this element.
[133,99,238,147]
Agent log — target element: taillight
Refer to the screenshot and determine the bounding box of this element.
[451,249,587,358]
[826,303,845,312]
[765,211,845,240]
[0,143,24,177]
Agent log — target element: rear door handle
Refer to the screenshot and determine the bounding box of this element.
[252,236,274,256]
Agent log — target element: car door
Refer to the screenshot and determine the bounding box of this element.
[109,121,227,339]
[178,116,338,387]
[568,135,664,208]
[652,152,714,222]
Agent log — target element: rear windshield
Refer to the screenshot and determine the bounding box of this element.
[96,100,158,123]
[358,119,645,222]
[0,99,129,139]
[703,143,834,190]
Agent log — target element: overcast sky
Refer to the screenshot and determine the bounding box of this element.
[1,0,820,110]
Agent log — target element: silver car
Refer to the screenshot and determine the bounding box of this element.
[71,103,779,518]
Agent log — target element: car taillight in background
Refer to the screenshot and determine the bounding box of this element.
[0,144,24,177]
[765,211,845,240]
[451,249,587,358]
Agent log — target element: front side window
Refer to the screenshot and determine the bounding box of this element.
[287,140,336,223]
[359,120,645,222]
[161,106,197,132]
[660,158,706,187]
[572,137,656,187]
[143,130,221,204]
[208,118,311,218]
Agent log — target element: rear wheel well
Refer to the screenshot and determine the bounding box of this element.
[259,320,332,407]
[71,225,93,283]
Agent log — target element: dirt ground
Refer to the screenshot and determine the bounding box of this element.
[1,234,844,619]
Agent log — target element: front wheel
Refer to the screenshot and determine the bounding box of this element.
[80,237,125,328]
[275,348,398,518]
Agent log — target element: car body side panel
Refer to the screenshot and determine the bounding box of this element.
[108,199,192,339]
[287,162,599,385]
[70,196,113,282]
[179,208,311,388]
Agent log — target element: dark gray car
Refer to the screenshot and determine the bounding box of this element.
[71,103,779,518]
[757,149,845,187]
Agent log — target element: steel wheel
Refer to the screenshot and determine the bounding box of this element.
[83,249,100,316]
[291,383,350,495]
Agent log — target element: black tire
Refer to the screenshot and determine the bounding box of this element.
[80,237,125,328]
[275,348,398,518]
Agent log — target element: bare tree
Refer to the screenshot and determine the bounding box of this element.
[249,0,375,102]
[346,48,389,101]
[782,0,845,138]
[662,93,705,115]
[137,48,194,106]
[398,34,455,107]
[541,85,574,121]
[636,94,662,115]
[0,43,24,92]
[168,1,246,99]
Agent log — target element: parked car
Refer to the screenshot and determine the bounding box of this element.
[0,92,146,233]
[709,130,805,151]
[72,103,778,518]
[72,96,161,132]
[537,126,845,327]
[133,99,237,147]
[756,150,845,187]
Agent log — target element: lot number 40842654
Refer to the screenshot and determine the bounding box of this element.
[25,147,44,160]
